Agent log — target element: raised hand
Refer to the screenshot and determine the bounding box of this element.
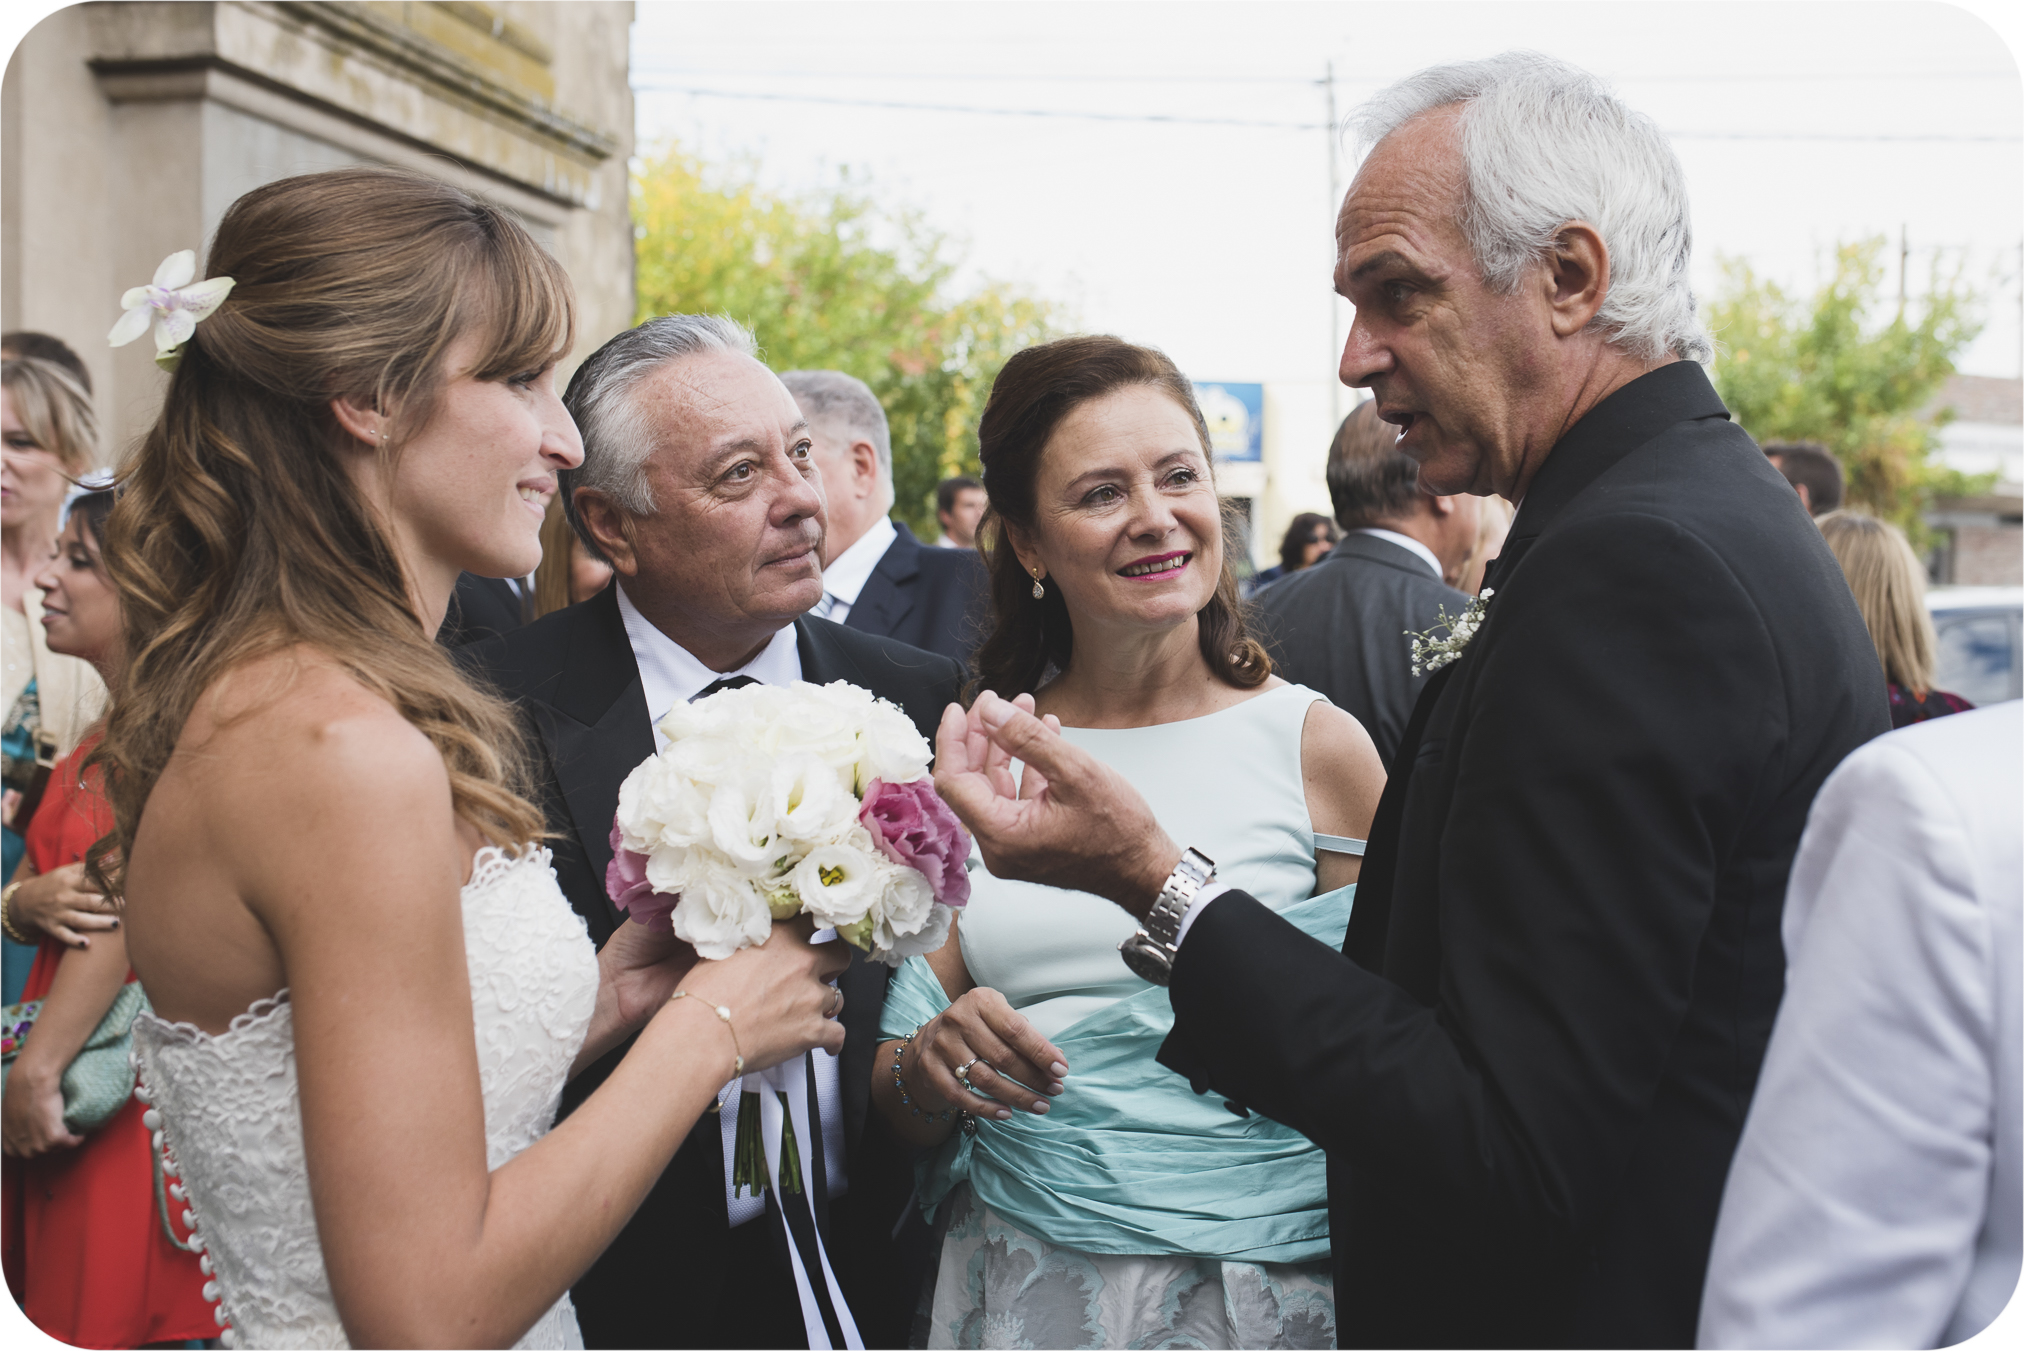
[934,690,1180,918]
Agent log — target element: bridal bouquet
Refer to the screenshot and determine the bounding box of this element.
[605,680,970,964]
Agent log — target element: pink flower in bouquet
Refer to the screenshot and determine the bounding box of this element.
[858,778,971,908]
[607,820,676,933]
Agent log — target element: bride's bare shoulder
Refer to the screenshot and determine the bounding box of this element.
[177,646,446,801]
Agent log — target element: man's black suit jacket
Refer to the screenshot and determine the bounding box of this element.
[844,521,988,669]
[438,572,528,648]
[1158,363,1890,1349]
[461,587,964,1349]
[1252,533,1470,769]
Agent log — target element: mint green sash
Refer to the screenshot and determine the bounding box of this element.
[881,885,1352,1264]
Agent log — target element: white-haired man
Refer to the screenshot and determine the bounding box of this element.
[779,369,987,666]
[463,317,959,1350]
[930,53,1887,1348]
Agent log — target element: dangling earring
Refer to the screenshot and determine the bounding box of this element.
[1030,569,1046,601]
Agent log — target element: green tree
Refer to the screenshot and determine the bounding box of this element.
[1706,238,1989,536]
[632,143,1066,536]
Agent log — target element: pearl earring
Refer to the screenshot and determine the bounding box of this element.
[1030,570,1045,601]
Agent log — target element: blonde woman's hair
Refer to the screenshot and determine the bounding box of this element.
[91,166,573,891]
[1816,509,1937,693]
[2,356,99,475]
[532,492,575,619]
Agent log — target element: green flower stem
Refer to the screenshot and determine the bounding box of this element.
[729,1091,805,1198]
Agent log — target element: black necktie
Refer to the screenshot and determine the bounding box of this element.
[695,674,760,701]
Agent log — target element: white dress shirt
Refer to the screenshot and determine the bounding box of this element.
[1350,526,1443,579]
[614,583,848,1223]
[1698,702,2022,1349]
[814,515,897,625]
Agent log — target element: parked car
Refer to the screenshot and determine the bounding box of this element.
[1927,586,2022,707]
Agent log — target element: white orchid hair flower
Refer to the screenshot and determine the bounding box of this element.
[109,250,236,371]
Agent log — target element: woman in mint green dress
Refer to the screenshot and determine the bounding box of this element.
[875,336,1385,1350]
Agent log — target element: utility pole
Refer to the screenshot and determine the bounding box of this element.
[1898,223,1909,316]
[1324,60,1341,429]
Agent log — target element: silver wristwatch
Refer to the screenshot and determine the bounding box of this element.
[1118,848,1215,986]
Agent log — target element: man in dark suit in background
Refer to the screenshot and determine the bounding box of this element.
[781,369,987,668]
[1252,399,1478,767]
[437,571,530,648]
[1763,439,1845,517]
[931,53,1887,1350]
[464,317,961,1350]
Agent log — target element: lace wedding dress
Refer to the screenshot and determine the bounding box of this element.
[129,846,600,1349]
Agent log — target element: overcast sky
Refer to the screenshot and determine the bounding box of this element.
[633,1,2024,389]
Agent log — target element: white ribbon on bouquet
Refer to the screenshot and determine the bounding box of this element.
[746,1051,864,1350]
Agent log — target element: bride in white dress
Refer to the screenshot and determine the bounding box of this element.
[96,167,849,1348]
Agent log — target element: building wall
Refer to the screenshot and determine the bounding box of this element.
[1954,523,2023,587]
[2,0,634,468]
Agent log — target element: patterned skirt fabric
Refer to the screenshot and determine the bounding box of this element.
[922,1184,1337,1350]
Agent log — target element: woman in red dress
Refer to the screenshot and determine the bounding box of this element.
[2,489,212,1347]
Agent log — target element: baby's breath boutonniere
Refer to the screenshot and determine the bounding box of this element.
[1407,589,1494,677]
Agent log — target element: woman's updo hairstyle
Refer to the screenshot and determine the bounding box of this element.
[94,166,573,889]
[969,334,1270,700]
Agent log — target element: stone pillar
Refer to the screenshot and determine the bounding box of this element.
[3,0,634,466]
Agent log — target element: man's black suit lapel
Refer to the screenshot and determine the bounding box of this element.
[536,585,653,939]
[1347,363,1732,974]
[842,522,921,639]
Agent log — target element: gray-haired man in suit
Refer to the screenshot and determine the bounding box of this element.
[780,370,987,668]
[1251,399,1479,768]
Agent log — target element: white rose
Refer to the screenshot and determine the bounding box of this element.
[706,782,789,876]
[860,863,951,965]
[615,759,711,854]
[770,754,860,843]
[672,860,775,960]
[664,730,746,794]
[791,841,884,929]
[854,700,933,790]
[769,682,869,779]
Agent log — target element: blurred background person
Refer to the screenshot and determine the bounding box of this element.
[1245,511,1339,597]
[0,334,91,395]
[1818,510,1972,728]
[1698,700,2021,1350]
[1764,440,1844,517]
[934,474,987,549]
[0,490,215,1348]
[531,491,612,619]
[1454,494,1515,595]
[2,358,107,1005]
[1251,400,1478,769]
[437,567,534,648]
[781,368,988,665]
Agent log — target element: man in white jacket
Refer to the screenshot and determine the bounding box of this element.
[1698,700,2022,1349]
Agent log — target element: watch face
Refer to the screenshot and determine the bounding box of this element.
[1119,932,1175,986]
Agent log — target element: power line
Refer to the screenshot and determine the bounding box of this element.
[631,64,2020,86]
[636,84,2023,142]
[633,84,1323,129]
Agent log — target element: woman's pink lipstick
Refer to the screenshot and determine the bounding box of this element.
[1118,550,1190,580]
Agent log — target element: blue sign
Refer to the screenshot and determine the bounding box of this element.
[1193,381,1263,463]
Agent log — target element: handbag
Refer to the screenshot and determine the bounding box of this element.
[0,979,150,1133]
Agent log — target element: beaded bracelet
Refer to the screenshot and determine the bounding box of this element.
[890,1022,957,1123]
[670,989,745,1078]
[0,880,32,945]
